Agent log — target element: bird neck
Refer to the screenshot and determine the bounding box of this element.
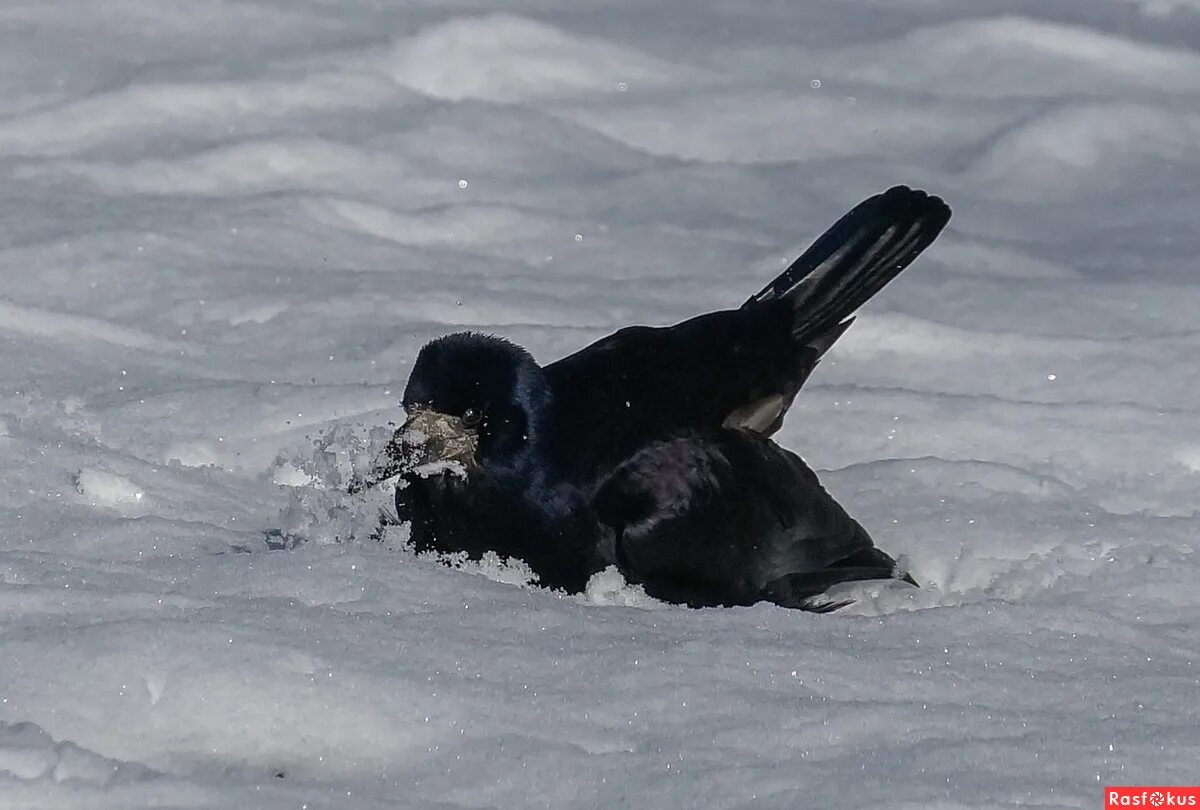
[480,359,561,478]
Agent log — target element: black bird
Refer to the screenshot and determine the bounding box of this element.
[371,186,951,607]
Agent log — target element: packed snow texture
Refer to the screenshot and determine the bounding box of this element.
[2,0,1199,807]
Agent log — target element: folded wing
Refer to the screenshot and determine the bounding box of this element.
[591,429,914,611]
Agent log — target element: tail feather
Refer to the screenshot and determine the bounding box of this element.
[745,186,951,343]
[761,565,905,611]
[762,543,919,612]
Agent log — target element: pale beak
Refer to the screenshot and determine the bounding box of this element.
[348,408,479,494]
[397,408,479,470]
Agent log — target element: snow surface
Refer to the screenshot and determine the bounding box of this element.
[2,0,1199,807]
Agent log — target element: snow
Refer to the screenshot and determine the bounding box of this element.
[2,0,1198,806]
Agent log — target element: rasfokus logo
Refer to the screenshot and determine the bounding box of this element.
[1106,787,1200,808]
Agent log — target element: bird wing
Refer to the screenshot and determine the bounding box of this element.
[544,187,950,481]
[590,429,906,610]
[744,186,951,341]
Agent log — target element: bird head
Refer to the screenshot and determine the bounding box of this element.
[397,332,554,478]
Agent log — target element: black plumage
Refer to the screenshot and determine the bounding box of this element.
[593,429,917,611]
[542,185,950,479]
[374,186,951,608]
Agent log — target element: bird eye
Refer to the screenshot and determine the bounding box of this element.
[461,408,483,428]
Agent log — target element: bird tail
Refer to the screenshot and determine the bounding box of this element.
[744,186,951,346]
[762,546,918,612]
